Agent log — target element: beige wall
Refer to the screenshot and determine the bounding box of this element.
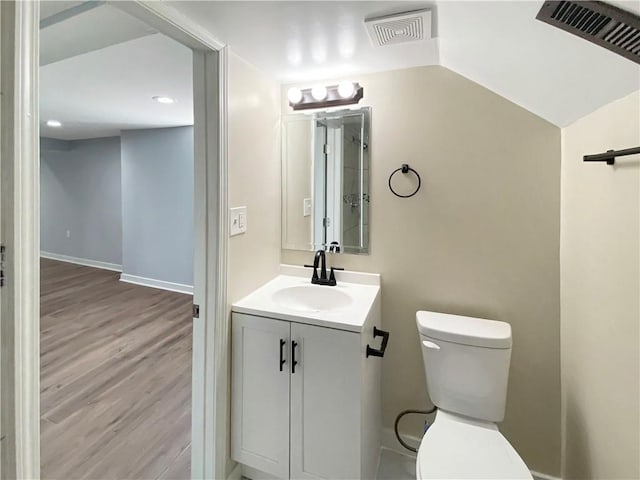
[282,117,313,250]
[228,51,281,303]
[282,66,562,475]
[560,90,640,479]
[227,51,281,472]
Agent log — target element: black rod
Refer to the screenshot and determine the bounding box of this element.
[583,146,640,165]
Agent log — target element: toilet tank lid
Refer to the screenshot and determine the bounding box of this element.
[416,311,512,349]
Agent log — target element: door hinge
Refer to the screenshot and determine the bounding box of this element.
[323,217,331,227]
[0,245,5,288]
[192,304,200,319]
[323,143,331,155]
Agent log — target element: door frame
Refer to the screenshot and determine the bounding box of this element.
[1,2,40,478]
[0,1,230,478]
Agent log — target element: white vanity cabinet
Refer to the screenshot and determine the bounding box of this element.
[231,311,382,480]
[231,314,291,478]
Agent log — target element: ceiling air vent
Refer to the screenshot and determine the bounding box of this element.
[536,1,640,64]
[365,9,432,47]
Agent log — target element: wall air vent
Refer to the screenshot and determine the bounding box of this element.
[536,1,640,64]
[365,9,432,47]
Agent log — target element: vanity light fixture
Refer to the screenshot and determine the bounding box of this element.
[152,95,175,104]
[288,82,364,111]
[46,120,62,127]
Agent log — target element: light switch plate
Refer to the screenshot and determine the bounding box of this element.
[230,206,247,236]
[303,198,312,217]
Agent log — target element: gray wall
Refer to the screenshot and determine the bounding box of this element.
[121,126,194,287]
[40,136,122,266]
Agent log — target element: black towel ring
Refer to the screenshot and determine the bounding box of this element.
[388,164,421,198]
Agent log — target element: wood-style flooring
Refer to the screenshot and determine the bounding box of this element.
[40,258,192,480]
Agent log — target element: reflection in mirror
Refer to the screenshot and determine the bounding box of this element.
[282,107,370,254]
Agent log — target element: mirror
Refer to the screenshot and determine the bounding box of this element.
[282,107,370,254]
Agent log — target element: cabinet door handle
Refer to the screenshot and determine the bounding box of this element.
[291,340,298,374]
[279,339,286,372]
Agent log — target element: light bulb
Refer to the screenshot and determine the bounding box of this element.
[337,81,355,98]
[287,87,303,104]
[311,85,328,101]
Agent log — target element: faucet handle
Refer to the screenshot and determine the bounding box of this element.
[304,264,319,280]
[329,266,344,284]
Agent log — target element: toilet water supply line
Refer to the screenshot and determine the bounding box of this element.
[394,407,437,453]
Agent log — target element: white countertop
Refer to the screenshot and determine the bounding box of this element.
[232,265,381,333]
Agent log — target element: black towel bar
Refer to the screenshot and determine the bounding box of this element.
[583,146,640,165]
[366,326,389,358]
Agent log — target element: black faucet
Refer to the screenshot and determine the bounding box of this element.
[314,249,327,281]
[304,249,343,286]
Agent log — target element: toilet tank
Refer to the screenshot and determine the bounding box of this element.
[416,311,512,422]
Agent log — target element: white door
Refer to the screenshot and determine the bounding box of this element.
[290,323,361,480]
[231,313,290,479]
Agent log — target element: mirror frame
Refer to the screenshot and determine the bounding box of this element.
[281,106,371,254]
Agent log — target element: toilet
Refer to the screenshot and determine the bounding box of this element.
[415,311,532,479]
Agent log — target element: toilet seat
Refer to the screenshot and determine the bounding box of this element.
[416,410,532,479]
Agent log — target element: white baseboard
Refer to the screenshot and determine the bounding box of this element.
[381,427,562,480]
[41,251,122,272]
[381,427,420,458]
[119,273,193,295]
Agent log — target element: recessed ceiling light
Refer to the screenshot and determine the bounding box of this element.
[46,120,62,127]
[152,96,175,104]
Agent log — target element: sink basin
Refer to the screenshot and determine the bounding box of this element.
[272,285,353,313]
[233,267,381,332]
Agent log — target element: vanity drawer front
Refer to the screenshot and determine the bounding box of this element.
[231,313,290,479]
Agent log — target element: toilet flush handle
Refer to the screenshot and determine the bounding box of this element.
[422,340,440,350]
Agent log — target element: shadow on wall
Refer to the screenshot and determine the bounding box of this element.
[610,158,640,170]
[564,392,592,479]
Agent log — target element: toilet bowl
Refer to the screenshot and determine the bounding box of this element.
[416,311,532,480]
[417,410,531,479]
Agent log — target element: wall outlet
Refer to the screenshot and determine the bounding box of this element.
[66,230,71,238]
[230,206,247,236]
[303,198,312,217]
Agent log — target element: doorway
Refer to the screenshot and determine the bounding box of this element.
[39,5,195,477]
[0,2,228,478]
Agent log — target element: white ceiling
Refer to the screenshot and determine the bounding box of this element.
[41,3,156,66]
[40,1,85,21]
[167,0,640,126]
[437,1,640,126]
[40,1,640,135]
[169,1,440,82]
[40,5,193,140]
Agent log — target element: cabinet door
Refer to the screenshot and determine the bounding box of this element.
[231,313,290,479]
[290,323,361,480]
